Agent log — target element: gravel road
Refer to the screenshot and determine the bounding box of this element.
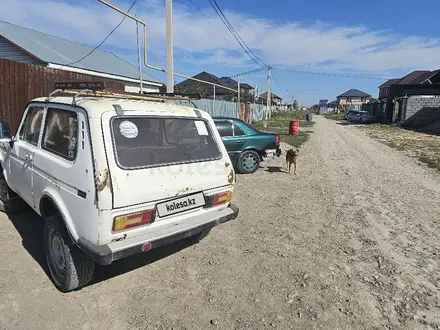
[1,116,440,330]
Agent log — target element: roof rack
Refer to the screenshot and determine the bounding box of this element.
[48,81,195,105]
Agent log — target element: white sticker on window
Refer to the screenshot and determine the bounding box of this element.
[119,120,138,138]
[194,121,209,136]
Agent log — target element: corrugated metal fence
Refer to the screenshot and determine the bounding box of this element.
[185,99,266,122]
[0,59,125,133]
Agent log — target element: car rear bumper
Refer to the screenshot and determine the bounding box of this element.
[76,203,239,265]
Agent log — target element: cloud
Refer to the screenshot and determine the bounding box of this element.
[1,0,440,75]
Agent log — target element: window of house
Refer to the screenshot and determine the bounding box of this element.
[347,97,352,102]
[215,121,233,137]
[233,124,246,136]
[18,106,45,145]
[42,108,78,160]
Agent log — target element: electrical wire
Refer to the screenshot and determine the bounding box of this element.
[273,67,388,80]
[271,71,282,91]
[187,0,232,45]
[208,0,267,68]
[228,67,267,78]
[210,0,266,67]
[61,0,139,68]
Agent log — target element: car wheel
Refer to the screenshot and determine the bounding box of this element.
[236,150,260,174]
[0,173,25,214]
[44,214,95,292]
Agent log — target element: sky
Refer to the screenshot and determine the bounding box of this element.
[2,0,440,106]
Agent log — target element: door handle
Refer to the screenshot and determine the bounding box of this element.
[235,140,244,143]
[25,153,33,161]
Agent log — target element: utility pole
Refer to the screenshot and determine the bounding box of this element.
[267,66,272,120]
[237,76,241,114]
[135,17,143,94]
[165,0,174,93]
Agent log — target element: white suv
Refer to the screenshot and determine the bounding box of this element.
[0,86,239,292]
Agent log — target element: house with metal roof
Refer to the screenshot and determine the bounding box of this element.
[0,20,163,93]
[174,71,254,99]
[336,89,372,110]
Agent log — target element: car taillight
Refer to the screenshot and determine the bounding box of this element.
[113,209,154,232]
[206,191,233,208]
[276,134,280,146]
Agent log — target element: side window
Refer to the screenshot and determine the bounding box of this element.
[233,124,246,136]
[42,108,78,161]
[18,106,45,145]
[215,121,233,137]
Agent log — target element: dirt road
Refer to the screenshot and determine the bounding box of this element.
[1,116,440,330]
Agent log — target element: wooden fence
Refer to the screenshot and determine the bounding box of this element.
[0,59,125,133]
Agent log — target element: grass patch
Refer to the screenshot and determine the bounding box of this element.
[359,124,440,171]
[324,112,345,121]
[252,111,315,148]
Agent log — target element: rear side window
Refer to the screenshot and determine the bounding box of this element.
[19,106,45,145]
[233,124,246,136]
[112,117,221,169]
[215,121,233,137]
[42,108,78,160]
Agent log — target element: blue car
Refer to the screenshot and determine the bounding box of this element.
[212,117,281,174]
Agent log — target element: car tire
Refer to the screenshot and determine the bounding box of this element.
[0,173,26,214]
[236,150,261,174]
[44,214,95,292]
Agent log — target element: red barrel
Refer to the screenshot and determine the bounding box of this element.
[289,120,300,136]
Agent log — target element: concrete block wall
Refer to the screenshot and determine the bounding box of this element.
[403,96,440,128]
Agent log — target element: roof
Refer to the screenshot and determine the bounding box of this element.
[217,77,253,90]
[32,96,199,118]
[259,91,282,100]
[175,71,219,87]
[175,71,254,92]
[396,70,431,85]
[337,89,371,98]
[0,20,161,84]
[378,78,400,88]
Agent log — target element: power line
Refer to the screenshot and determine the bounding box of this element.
[271,71,282,91]
[61,0,139,68]
[208,0,267,68]
[187,0,233,45]
[228,67,267,78]
[273,67,388,80]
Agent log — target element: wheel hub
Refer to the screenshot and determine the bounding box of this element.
[243,154,257,170]
[51,235,66,270]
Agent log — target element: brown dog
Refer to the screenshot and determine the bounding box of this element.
[285,148,299,174]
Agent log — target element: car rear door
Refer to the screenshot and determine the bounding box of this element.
[102,113,232,210]
[214,120,247,164]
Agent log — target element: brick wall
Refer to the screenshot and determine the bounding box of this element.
[403,96,440,129]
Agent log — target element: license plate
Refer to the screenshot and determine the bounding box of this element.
[156,192,206,218]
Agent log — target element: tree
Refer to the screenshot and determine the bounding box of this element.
[292,99,299,110]
[310,104,319,111]
[222,89,256,103]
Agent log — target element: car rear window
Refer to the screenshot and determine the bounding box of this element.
[111,117,222,169]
